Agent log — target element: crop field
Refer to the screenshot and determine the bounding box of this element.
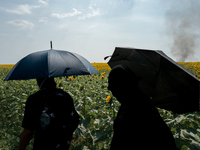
[0,62,200,150]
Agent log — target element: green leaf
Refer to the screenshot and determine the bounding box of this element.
[175,115,186,124]
[94,119,100,125]
[187,140,200,150]
[88,108,98,113]
[82,145,90,150]
[86,97,93,103]
[99,117,111,126]
[174,138,191,149]
[92,130,105,144]
[75,125,86,138]
[85,105,90,111]
[83,117,91,128]
[181,144,190,150]
[10,102,17,106]
[181,129,200,142]
[22,93,28,96]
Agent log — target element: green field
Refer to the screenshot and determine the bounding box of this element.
[0,65,200,150]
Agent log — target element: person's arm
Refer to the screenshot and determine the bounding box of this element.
[18,128,33,150]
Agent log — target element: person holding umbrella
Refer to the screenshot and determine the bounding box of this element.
[3,47,99,149]
[18,78,80,150]
[107,65,179,150]
[3,48,99,150]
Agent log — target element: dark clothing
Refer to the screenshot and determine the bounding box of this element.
[108,65,179,150]
[22,88,80,150]
[110,97,179,150]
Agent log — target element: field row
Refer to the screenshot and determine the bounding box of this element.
[0,62,200,80]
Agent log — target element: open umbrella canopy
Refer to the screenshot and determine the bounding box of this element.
[108,47,199,114]
[4,49,99,81]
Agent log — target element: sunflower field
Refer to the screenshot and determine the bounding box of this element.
[0,62,200,150]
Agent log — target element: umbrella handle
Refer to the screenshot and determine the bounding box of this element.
[104,55,111,60]
[50,41,52,49]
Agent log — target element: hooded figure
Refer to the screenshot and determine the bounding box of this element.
[108,65,179,150]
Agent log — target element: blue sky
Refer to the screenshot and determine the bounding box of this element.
[0,0,200,64]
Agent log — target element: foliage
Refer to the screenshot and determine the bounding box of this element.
[0,62,200,150]
[0,68,119,150]
[91,63,111,72]
[178,62,200,81]
[158,109,200,150]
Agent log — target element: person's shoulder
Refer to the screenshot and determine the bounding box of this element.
[30,90,46,97]
[25,91,42,106]
[27,90,47,101]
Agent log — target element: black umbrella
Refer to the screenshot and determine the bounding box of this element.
[4,49,99,81]
[107,47,199,114]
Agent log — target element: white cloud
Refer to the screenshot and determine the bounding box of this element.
[18,4,40,14]
[7,19,34,29]
[88,5,100,17]
[0,4,40,15]
[79,5,100,20]
[0,7,22,14]
[51,6,100,20]
[51,13,65,19]
[39,0,48,6]
[51,8,82,19]
[39,17,48,23]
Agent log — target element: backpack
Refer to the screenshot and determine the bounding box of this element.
[39,89,75,149]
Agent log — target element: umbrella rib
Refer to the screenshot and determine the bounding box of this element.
[59,51,84,66]
[144,68,161,96]
[69,53,91,73]
[135,50,161,95]
[136,50,199,92]
[56,51,90,75]
[157,51,199,81]
[161,67,196,90]
[136,50,160,72]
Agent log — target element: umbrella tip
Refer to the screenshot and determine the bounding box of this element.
[50,41,52,49]
[104,55,111,60]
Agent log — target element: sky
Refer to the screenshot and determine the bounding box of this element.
[0,0,200,64]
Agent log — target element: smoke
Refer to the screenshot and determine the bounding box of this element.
[165,0,200,62]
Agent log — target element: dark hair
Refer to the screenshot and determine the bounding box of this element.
[109,65,139,88]
[108,65,145,104]
[36,78,56,89]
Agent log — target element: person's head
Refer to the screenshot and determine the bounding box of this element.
[36,77,56,89]
[108,65,140,103]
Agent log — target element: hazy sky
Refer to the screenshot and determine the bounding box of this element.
[0,0,200,64]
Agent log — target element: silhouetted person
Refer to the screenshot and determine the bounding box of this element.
[108,65,179,150]
[18,78,79,150]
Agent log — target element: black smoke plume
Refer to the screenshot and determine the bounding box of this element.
[165,1,200,62]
